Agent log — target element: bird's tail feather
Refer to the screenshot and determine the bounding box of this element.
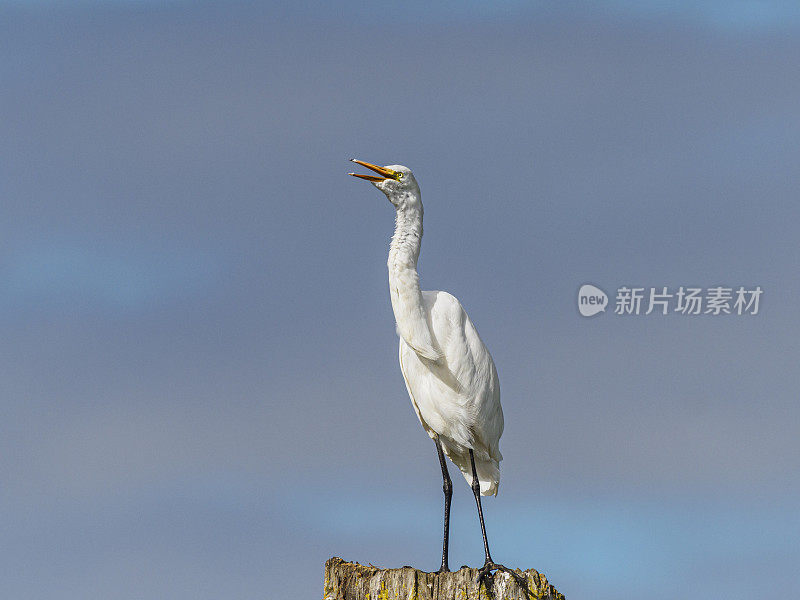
[468,456,500,496]
[452,453,500,496]
[440,439,500,496]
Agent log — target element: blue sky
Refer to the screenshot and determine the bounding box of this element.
[5,1,800,30]
[2,2,799,599]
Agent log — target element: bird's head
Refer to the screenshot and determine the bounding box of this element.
[349,159,421,210]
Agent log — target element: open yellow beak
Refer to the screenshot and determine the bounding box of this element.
[349,158,400,182]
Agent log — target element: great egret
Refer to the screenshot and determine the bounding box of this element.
[349,159,520,584]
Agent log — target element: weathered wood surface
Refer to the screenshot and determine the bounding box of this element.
[323,557,565,600]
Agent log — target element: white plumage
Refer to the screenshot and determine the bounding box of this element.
[351,160,504,495]
[398,290,504,496]
[350,159,519,580]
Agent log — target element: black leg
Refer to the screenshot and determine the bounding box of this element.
[469,450,528,589]
[469,449,494,564]
[434,436,452,573]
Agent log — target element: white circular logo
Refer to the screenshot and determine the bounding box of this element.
[578,284,608,317]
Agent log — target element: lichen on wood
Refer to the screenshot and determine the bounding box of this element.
[324,557,565,600]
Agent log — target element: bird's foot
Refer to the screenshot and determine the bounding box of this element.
[476,561,528,590]
[435,565,450,574]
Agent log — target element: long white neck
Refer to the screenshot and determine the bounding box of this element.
[388,201,441,361]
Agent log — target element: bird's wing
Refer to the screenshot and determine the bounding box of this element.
[396,290,504,496]
[421,291,504,460]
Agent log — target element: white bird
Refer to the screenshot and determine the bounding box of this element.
[350,159,521,584]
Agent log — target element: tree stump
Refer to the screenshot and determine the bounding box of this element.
[323,557,565,600]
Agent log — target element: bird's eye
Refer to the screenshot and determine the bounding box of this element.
[395,172,403,180]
